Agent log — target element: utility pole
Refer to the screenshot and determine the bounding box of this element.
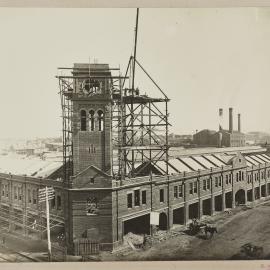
[131,8,139,175]
[46,187,51,261]
[39,186,55,262]
[132,8,139,91]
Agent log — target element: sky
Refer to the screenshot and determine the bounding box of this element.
[0,7,270,139]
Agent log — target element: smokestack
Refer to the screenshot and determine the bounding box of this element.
[238,113,241,132]
[229,107,233,133]
[218,108,223,131]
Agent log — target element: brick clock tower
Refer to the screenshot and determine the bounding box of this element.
[64,63,114,252]
[72,63,112,178]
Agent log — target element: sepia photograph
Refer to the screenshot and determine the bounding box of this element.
[0,3,270,267]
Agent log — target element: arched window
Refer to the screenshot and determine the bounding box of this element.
[97,110,104,131]
[89,110,95,131]
[80,110,86,131]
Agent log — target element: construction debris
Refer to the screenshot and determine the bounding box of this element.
[127,240,137,251]
[145,230,185,246]
[123,232,144,247]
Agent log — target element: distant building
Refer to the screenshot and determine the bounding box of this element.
[168,133,193,146]
[192,129,218,147]
[193,108,245,147]
[246,131,270,145]
[15,148,35,156]
[45,142,63,152]
[219,130,245,147]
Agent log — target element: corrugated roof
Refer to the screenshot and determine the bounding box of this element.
[2,149,270,179]
[192,156,215,169]
[245,160,254,167]
[255,154,270,163]
[249,155,265,164]
[203,155,225,167]
[213,154,231,164]
[262,154,270,162]
[0,155,62,178]
[179,157,205,171]
[155,160,179,175]
[169,145,266,157]
[170,158,193,173]
[155,161,167,174]
[245,156,259,166]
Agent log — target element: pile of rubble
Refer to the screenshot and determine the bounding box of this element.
[145,230,185,246]
[123,232,145,249]
[120,229,188,252]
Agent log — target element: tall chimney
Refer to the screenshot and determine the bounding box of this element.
[238,113,241,132]
[218,108,223,131]
[229,107,233,133]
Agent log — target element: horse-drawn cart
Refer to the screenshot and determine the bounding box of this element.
[188,219,206,235]
[240,243,264,258]
[188,219,217,238]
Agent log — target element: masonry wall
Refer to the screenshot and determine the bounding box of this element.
[112,160,270,245]
[70,189,113,250]
[0,173,65,239]
[72,100,112,176]
[1,157,270,253]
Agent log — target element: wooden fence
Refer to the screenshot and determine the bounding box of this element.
[51,243,67,262]
[74,238,100,256]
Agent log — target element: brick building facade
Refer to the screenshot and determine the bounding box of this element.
[0,63,268,256]
[193,108,245,147]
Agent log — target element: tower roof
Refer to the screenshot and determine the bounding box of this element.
[72,63,111,76]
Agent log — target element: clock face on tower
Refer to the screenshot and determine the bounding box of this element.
[80,79,101,96]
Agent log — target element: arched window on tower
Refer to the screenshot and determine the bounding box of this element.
[97,110,104,131]
[89,110,95,131]
[81,110,86,131]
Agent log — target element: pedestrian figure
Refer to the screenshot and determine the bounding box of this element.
[143,234,147,246]
[2,236,5,245]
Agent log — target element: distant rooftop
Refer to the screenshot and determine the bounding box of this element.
[152,152,270,176]
[72,63,111,75]
[1,145,269,179]
[0,154,62,178]
[220,129,245,135]
[169,145,267,158]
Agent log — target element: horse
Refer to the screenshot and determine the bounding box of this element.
[204,225,218,238]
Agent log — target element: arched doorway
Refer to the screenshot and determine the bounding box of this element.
[159,212,168,230]
[225,191,232,208]
[173,207,184,225]
[235,189,246,206]
[123,214,150,235]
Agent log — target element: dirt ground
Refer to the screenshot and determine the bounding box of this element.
[0,231,47,253]
[1,199,270,262]
[99,199,270,261]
